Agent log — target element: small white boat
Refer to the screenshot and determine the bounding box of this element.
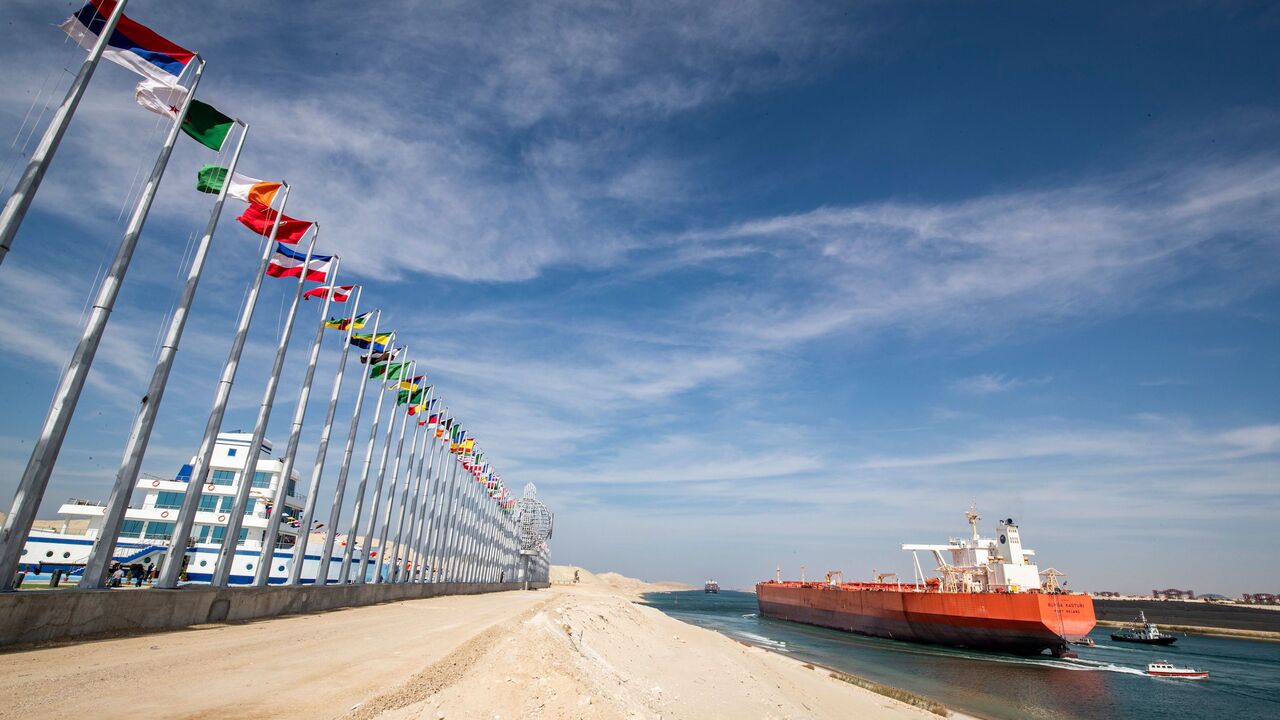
[1146,661,1209,679]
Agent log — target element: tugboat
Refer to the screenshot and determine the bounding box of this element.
[704,579,720,594]
[1070,636,1097,648]
[1110,611,1177,645]
[1146,661,1208,679]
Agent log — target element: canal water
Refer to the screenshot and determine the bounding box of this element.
[641,590,1280,720]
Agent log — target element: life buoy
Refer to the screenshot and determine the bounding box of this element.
[217,514,227,522]
[151,480,161,487]
[207,484,216,491]
[160,511,170,519]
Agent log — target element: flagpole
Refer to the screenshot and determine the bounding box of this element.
[426,425,460,581]
[387,412,422,583]
[435,449,464,581]
[0,0,130,270]
[210,228,319,587]
[0,57,205,591]
[288,287,362,586]
[370,362,415,583]
[251,257,340,586]
[391,388,430,581]
[411,409,444,581]
[341,342,402,583]
[357,358,411,584]
[80,120,250,589]
[155,184,291,589]
[327,318,385,583]
[405,401,438,582]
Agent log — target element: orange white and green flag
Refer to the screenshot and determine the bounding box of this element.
[196,164,283,206]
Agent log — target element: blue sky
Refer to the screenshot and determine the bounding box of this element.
[1,1,1277,594]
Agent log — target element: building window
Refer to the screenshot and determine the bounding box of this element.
[154,491,184,510]
[227,448,237,457]
[196,525,211,543]
[144,522,175,540]
[211,470,236,486]
[121,520,145,537]
[198,495,218,513]
[252,472,273,489]
[219,496,235,513]
[244,498,256,515]
[287,478,298,497]
[210,527,248,544]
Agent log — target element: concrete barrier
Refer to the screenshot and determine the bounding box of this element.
[0,581,550,647]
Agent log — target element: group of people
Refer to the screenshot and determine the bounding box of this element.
[107,562,158,588]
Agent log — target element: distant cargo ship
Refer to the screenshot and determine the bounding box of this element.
[705,579,720,594]
[757,506,1095,658]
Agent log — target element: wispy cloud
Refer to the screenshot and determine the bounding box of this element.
[952,373,1051,395]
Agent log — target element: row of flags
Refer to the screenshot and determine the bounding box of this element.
[66,1,518,511]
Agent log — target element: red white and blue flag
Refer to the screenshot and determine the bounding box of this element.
[266,244,332,283]
[60,1,195,86]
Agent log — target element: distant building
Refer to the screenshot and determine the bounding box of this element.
[1152,588,1195,600]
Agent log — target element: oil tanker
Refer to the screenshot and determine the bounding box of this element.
[757,506,1095,658]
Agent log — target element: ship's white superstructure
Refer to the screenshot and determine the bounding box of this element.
[19,433,367,584]
[902,506,1044,593]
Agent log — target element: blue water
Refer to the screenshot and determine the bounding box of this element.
[641,590,1280,720]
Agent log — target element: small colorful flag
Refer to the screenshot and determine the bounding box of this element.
[306,285,354,303]
[265,243,332,282]
[398,375,425,392]
[350,332,392,351]
[370,361,407,380]
[61,1,196,86]
[132,82,234,151]
[196,165,282,206]
[361,347,399,365]
[237,203,314,244]
[324,310,372,331]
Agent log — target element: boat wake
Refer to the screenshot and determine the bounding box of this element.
[735,631,789,651]
[741,613,757,619]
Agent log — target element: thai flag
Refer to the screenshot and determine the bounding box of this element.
[266,244,333,283]
[60,1,196,86]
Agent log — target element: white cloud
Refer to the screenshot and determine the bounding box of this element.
[952,373,1051,395]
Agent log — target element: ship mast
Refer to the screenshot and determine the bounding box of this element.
[966,501,981,541]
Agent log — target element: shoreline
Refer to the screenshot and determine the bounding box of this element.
[1095,619,1280,642]
[640,586,980,720]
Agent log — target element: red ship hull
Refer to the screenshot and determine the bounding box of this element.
[756,581,1096,657]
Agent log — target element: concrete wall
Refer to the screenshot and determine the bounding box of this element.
[0,581,550,648]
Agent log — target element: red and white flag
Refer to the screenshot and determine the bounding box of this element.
[265,243,332,283]
[304,285,353,302]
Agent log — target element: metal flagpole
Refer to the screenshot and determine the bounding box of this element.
[155,184,290,589]
[210,229,319,587]
[251,258,341,586]
[387,403,424,582]
[393,389,431,581]
[332,324,389,582]
[405,402,439,582]
[289,287,363,586]
[341,342,402,583]
[357,359,411,583]
[0,58,205,590]
[371,367,414,583]
[81,120,250,589]
[428,434,461,582]
[411,410,445,582]
[437,451,465,582]
[0,0,129,270]
[458,469,477,581]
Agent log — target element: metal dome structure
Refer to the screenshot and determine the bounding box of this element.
[515,483,553,588]
[516,482,553,553]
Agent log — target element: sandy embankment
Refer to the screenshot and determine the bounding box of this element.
[0,567,941,719]
[359,566,942,719]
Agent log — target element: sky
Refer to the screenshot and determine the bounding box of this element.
[0,1,1277,595]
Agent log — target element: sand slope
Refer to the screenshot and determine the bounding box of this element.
[364,569,936,719]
